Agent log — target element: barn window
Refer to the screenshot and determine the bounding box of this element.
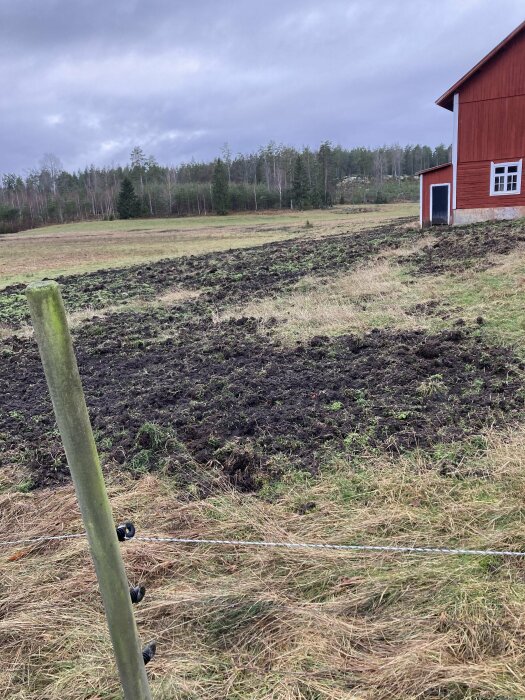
[490,160,522,196]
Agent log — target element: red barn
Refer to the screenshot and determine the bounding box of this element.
[420,20,525,226]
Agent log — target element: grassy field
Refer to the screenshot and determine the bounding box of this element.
[4,209,525,699]
[222,239,525,350]
[0,203,416,289]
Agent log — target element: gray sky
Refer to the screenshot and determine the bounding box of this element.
[1,0,523,174]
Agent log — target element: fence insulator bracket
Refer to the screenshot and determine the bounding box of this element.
[130,585,146,604]
[142,641,156,665]
[116,521,136,542]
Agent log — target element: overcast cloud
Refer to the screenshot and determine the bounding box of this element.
[0,0,523,174]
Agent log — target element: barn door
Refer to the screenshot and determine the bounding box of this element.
[431,184,449,225]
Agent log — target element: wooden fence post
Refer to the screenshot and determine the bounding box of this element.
[25,281,152,700]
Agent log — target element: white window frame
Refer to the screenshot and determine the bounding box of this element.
[430,183,450,225]
[490,159,522,196]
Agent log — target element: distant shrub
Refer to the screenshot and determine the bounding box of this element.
[0,205,19,221]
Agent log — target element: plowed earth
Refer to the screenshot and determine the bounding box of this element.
[1,218,417,327]
[1,217,525,490]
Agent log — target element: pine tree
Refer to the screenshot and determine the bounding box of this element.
[292,155,310,209]
[116,177,140,219]
[212,159,230,215]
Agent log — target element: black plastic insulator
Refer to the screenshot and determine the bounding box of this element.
[130,585,146,604]
[142,641,156,665]
[116,521,136,542]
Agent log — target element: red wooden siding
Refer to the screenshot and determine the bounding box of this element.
[459,30,525,104]
[454,26,525,212]
[421,165,452,223]
[456,160,525,209]
[458,94,525,163]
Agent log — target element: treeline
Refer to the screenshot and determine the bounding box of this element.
[0,142,450,232]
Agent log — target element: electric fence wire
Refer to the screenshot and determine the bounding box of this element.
[0,532,524,558]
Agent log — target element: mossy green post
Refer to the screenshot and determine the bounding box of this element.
[25,281,152,700]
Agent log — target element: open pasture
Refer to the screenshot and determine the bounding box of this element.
[0,203,416,289]
[3,209,525,698]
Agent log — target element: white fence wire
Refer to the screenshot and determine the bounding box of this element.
[1,532,524,558]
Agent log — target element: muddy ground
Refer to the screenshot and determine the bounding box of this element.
[1,218,417,327]
[407,217,525,274]
[1,217,525,489]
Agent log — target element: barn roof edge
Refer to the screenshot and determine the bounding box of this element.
[417,162,452,176]
[435,20,525,111]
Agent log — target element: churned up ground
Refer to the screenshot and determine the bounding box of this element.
[3,207,525,698]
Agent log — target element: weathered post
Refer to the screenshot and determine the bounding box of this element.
[25,281,152,700]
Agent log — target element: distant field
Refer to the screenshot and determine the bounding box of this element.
[0,203,417,288]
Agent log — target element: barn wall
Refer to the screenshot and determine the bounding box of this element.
[458,95,525,162]
[460,31,525,104]
[456,160,525,209]
[421,166,453,224]
[455,28,525,215]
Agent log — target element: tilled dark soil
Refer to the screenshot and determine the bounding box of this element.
[2,216,525,490]
[407,218,525,274]
[1,310,523,489]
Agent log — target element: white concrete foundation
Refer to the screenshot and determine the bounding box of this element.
[453,206,525,225]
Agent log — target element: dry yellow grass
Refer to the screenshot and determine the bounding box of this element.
[219,260,416,340]
[220,238,436,343]
[2,428,525,699]
[219,237,525,351]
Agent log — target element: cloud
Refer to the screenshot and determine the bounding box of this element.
[44,114,64,126]
[0,0,523,173]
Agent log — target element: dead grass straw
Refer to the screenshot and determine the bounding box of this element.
[2,427,525,698]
